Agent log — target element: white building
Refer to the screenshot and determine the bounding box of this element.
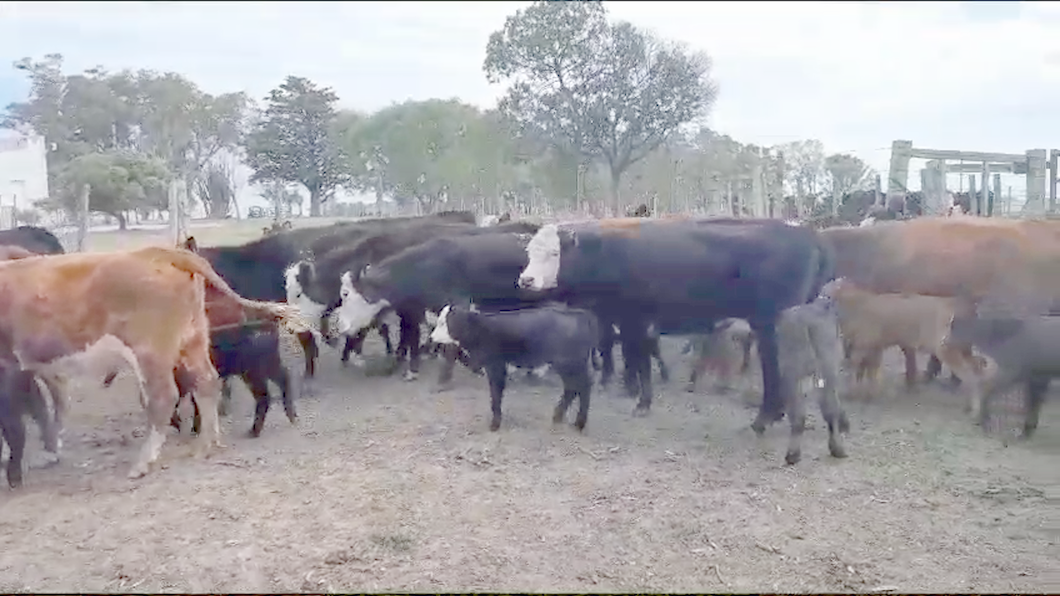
[0,131,49,220]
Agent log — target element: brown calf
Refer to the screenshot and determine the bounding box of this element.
[0,246,302,479]
[821,279,986,412]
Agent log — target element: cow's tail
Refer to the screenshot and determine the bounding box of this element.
[139,246,312,333]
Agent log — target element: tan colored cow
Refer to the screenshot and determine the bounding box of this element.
[821,278,987,412]
[0,245,303,479]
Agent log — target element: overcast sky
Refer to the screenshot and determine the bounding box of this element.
[2,1,1059,203]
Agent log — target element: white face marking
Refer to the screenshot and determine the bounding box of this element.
[284,262,326,324]
[518,223,561,291]
[336,270,389,335]
[858,216,876,227]
[531,364,550,378]
[430,305,457,345]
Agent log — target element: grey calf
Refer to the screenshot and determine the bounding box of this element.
[948,308,1056,438]
[775,294,850,465]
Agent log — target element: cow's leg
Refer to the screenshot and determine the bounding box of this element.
[296,330,318,397]
[0,406,26,488]
[38,375,68,454]
[622,319,654,415]
[1023,375,1049,439]
[486,361,508,431]
[23,377,58,454]
[750,320,785,435]
[434,344,459,391]
[651,337,670,384]
[402,312,425,382]
[378,323,394,355]
[976,368,1021,432]
[686,338,709,393]
[243,371,272,438]
[276,365,297,427]
[901,346,918,389]
[218,376,233,418]
[598,323,616,388]
[924,354,942,382]
[566,364,592,431]
[129,362,181,479]
[783,374,807,465]
[341,332,367,367]
[183,348,224,455]
[936,343,984,416]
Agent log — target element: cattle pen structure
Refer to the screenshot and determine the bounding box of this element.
[888,139,1049,217]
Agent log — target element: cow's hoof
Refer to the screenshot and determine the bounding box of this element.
[750,419,768,436]
[828,437,848,459]
[838,412,851,434]
[286,414,299,426]
[552,409,566,424]
[489,419,501,432]
[632,405,650,417]
[433,382,454,393]
[784,449,802,465]
[573,419,588,432]
[7,473,22,489]
[402,370,419,382]
[127,464,150,480]
[684,382,696,393]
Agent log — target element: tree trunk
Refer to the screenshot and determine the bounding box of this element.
[309,188,322,217]
[609,167,623,217]
[116,212,127,231]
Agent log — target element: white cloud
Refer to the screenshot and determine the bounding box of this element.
[1,0,1058,204]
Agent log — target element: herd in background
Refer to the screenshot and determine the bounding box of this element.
[0,204,1057,489]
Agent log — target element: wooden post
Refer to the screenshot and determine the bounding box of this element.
[979,162,989,216]
[887,139,913,202]
[968,175,977,216]
[1049,149,1058,214]
[1026,148,1048,214]
[751,155,764,218]
[874,174,883,206]
[76,183,90,252]
[991,172,1001,217]
[168,179,185,246]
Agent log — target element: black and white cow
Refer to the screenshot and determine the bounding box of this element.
[334,227,557,387]
[516,217,834,434]
[430,303,598,431]
[288,220,537,374]
[188,211,477,388]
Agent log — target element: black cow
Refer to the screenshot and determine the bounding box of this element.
[289,220,492,372]
[0,226,65,256]
[186,211,477,388]
[170,323,297,438]
[430,303,598,431]
[948,306,1057,439]
[334,226,558,387]
[0,361,59,488]
[516,218,833,434]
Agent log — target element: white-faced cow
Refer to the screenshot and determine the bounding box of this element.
[516,217,834,435]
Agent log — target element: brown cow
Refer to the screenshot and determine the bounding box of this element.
[821,278,987,411]
[0,245,303,479]
[684,318,755,393]
[819,217,1060,384]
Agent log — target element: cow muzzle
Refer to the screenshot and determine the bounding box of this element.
[517,274,534,289]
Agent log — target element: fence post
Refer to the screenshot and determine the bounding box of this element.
[75,183,90,252]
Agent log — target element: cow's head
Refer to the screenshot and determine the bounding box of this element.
[946,295,1024,349]
[429,303,480,348]
[335,268,390,336]
[285,260,328,323]
[518,223,562,291]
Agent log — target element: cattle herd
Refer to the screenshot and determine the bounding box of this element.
[0,210,1056,491]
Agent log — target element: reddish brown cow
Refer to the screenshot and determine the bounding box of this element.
[819,217,1060,385]
[0,245,302,479]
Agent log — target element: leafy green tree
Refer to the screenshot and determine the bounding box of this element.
[46,150,172,229]
[243,76,347,216]
[484,0,718,212]
[824,152,874,196]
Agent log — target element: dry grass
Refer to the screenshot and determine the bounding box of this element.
[0,338,1056,593]
[83,217,352,252]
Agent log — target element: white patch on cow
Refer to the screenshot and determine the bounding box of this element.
[479,214,500,227]
[380,310,401,329]
[284,262,326,325]
[518,223,561,291]
[430,305,457,345]
[531,364,550,378]
[858,216,876,227]
[425,311,440,329]
[784,220,803,227]
[336,270,389,335]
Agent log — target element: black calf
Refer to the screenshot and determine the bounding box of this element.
[431,304,598,431]
[0,363,58,488]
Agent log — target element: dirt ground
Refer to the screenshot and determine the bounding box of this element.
[0,333,1057,593]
